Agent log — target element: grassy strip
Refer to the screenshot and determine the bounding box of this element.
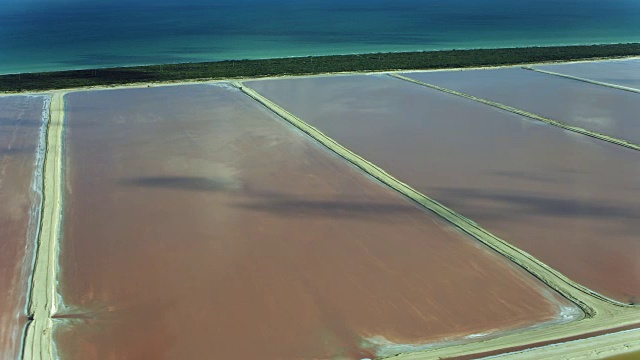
[389,74,640,152]
[2,43,640,92]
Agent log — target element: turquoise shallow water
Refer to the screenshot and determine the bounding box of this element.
[1,0,640,74]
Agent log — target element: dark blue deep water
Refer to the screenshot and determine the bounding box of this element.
[1,0,639,74]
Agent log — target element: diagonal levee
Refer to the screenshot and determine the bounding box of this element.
[388,73,640,152]
[523,67,640,94]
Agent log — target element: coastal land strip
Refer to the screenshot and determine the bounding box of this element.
[1,43,639,93]
[232,81,640,360]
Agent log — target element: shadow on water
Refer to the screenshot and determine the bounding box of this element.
[233,188,417,219]
[0,147,32,155]
[491,170,566,184]
[234,198,416,219]
[119,175,417,219]
[0,119,43,127]
[119,176,239,192]
[429,187,640,222]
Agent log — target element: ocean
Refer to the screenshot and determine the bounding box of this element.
[1,0,639,74]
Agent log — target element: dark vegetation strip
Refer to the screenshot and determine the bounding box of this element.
[1,43,640,92]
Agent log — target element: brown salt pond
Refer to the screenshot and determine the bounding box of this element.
[534,58,640,91]
[54,84,577,359]
[400,67,640,144]
[0,96,47,360]
[246,74,640,304]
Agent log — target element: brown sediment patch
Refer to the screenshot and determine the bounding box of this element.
[23,92,64,360]
[399,67,640,145]
[53,84,571,359]
[239,75,640,359]
[533,58,640,92]
[0,96,48,360]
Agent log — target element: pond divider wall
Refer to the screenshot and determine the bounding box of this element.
[23,92,65,360]
[388,74,640,152]
[523,67,640,94]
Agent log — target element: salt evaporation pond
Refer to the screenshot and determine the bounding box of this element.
[534,58,640,91]
[246,74,640,304]
[0,95,47,360]
[53,84,576,359]
[401,67,640,145]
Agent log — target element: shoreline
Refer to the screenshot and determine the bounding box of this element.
[1,43,639,93]
[0,55,638,99]
[4,38,638,76]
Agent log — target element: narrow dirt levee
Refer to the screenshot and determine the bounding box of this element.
[22,92,64,360]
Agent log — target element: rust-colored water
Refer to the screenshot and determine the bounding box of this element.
[401,67,640,144]
[0,96,46,360]
[246,74,640,304]
[55,84,574,359]
[535,58,640,91]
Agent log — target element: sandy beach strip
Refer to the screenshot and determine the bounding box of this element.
[1,55,639,96]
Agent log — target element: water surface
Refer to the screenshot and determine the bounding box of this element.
[403,68,640,144]
[1,0,640,74]
[0,95,46,360]
[535,58,640,90]
[55,84,575,359]
[246,74,640,303]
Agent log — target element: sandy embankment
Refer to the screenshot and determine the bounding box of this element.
[22,92,65,360]
[523,67,640,94]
